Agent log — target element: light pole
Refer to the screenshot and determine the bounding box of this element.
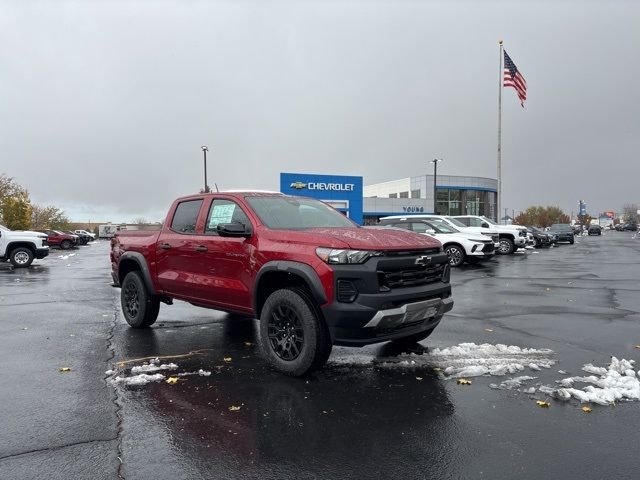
[430,158,442,214]
[201,146,210,193]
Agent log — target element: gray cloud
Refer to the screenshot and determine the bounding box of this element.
[1,0,638,222]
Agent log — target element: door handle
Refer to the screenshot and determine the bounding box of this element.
[160,243,172,250]
[195,245,208,252]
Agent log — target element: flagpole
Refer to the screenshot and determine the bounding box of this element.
[497,40,504,223]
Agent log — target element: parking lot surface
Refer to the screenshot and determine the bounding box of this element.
[1,234,639,479]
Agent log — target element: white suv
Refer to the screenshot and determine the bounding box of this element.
[381,214,500,248]
[452,215,527,255]
[0,224,50,267]
[377,217,495,267]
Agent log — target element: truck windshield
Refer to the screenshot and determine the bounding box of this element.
[481,216,499,226]
[443,217,467,228]
[246,196,356,229]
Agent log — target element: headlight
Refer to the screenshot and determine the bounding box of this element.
[316,247,379,264]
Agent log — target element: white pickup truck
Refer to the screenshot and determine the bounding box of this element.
[0,224,50,267]
[452,215,528,254]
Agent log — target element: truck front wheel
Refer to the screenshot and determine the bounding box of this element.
[9,247,34,268]
[121,271,160,328]
[497,237,515,255]
[259,288,331,377]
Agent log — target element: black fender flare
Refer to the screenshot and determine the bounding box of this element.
[253,261,327,312]
[118,251,157,295]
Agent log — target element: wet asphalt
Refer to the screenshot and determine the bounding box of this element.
[1,233,639,480]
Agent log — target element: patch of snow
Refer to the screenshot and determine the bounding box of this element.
[105,369,115,375]
[490,376,537,390]
[529,363,541,371]
[178,369,212,377]
[131,362,178,374]
[113,373,165,386]
[558,370,567,374]
[331,343,555,379]
[542,357,640,406]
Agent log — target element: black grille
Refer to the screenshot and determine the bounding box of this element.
[41,239,48,247]
[481,243,494,253]
[382,248,440,257]
[378,264,444,289]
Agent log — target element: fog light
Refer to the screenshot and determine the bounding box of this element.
[337,280,358,303]
[471,245,478,253]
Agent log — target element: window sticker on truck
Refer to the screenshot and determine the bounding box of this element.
[208,204,236,228]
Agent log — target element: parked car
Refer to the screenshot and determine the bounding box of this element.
[548,224,575,244]
[66,230,91,245]
[571,224,583,235]
[452,215,528,255]
[38,230,78,250]
[0,224,49,267]
[380,214,500,248]
[526,226,555,247]
[620,222,638,231]
[377,218,494,267]
[588,224,602,236]
[111,192,454,376]
[74,229,96,241]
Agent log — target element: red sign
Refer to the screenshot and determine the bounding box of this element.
[604,211,615,218]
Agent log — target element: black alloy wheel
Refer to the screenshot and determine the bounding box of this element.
[268,304,305,361]
[123,281,140,319]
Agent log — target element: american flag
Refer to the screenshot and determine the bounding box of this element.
[503,50,527,107]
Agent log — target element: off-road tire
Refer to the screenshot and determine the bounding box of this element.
[259,287,331,377]
[444,244,465,267]
[9,247,34,268]
[60,240,72,250]
[497,237,515,255]
[390,327,435,347]
[121,271,160,328]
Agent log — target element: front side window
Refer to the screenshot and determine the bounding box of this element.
[246,196,356,230]
[455,217,471,227]
[170,199,203,233]
[205,199,251,234]
[391,223,411,230]
[411,222,430,233]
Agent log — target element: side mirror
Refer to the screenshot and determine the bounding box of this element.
[217,223,251,237]
[482,222,490,228]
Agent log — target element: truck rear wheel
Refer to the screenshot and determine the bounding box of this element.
[259,287,331,377]
[121,271,160,328]
[9,247,34,268]
[60,240,72,250]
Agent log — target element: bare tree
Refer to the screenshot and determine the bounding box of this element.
[132,217,148,225]
[622,203,639,223]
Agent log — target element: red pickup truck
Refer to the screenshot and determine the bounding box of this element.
[110,192,453,376]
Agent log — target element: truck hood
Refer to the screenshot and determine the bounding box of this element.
[459,226,498,236]
[9,230,47,237]
[274,227,441,250]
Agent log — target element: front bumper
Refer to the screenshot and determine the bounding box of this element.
[35,247,49,259]
[320,252,453,346]
[514,236,527,247]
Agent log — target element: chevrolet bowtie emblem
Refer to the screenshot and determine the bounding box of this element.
[290,182,307,189]
[415,255,432,266]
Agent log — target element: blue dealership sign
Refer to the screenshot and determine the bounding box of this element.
[280,172,363,225]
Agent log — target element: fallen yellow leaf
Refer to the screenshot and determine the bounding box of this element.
[228,405,241,412]
[166,377,179,384]
[59,367,71,372]
[581,406,592,413]
[536,400,550,408]
[433,367,442,372]
[484,328,494,332]
[545,288,550,292]
[243,342,253,347]
[457,378,472,385]
[634,345,640,349]
[223,357,232,362]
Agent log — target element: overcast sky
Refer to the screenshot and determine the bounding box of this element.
[1,0,638,222]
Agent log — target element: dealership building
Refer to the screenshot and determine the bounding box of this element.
[280,172,498,225]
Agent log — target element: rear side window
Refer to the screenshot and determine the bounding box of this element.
[456,217,471,226]
[391,223,410,230]
[205,199,251,234]
[170,200,203,233]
